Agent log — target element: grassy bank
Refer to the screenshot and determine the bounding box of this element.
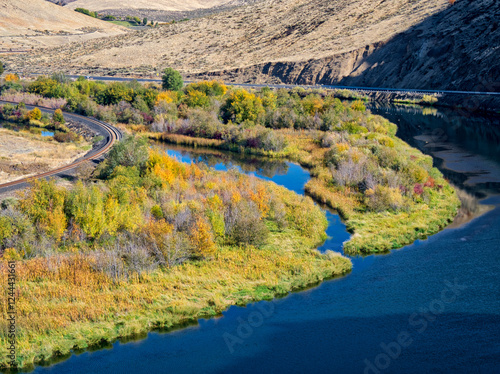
[0,142,351,369]
[142,111,460,255]
[1,220,350,369]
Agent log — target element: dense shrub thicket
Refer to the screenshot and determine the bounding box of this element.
[0,136,342,370]
[0,73,459,253]
[0,136,324,274]
[1,74,365,152]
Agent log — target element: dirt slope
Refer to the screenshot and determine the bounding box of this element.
[4,0,499,91]
[7,0,445,71]
[200,0,498,92]
[64,0,237,12]
[0,0,126,49]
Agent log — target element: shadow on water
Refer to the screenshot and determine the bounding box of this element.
[369,104,500,226]
[30,105,500,374]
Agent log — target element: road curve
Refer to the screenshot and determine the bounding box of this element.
[0,101,122,193]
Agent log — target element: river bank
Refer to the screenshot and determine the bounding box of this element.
[24,102,500,374]
[0,147,352,370]
[145,110,461,255]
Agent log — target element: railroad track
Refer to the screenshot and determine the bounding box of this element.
[62,75,500,97]
[0,101,122,192]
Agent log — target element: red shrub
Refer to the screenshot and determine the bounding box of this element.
[414,183,424,195]
[424,177,435,188]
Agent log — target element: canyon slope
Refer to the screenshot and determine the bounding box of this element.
[4,0,499,91]
[0,0,126,49]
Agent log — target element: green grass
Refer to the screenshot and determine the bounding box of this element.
[107,20,138,27]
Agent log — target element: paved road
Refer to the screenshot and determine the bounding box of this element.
[65,75,500,96]
[0,101,122,194]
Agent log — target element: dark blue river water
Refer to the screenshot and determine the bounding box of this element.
[34,106,500,374]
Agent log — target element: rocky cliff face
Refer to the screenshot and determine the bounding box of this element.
[190,0,499,92]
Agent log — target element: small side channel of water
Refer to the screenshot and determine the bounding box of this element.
[0,121,54,137]
[32,105,500,374]
[156,143,352,255]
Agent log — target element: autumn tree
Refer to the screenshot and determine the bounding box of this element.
[184,81,227,97]
[28,107,42,121]
[155,90,180,105]
[301,94,324,115]
[190,217,216,257]
[95,82,134,105]
[27,77,61,98]
[184,90,210,108]
[17,179,67,241]
[259,87,277,110]
[4,74,19,82]
[53,108,65,124]
[142,219,191,267]
[220,89,265,124]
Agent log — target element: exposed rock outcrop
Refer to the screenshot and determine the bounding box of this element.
[190,0,500,92]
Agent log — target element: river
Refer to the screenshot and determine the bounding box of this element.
[33,105,500,373]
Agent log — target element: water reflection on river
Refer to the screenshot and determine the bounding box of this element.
[154,143,352,254]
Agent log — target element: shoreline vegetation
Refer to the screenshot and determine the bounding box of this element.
[150,129,460,253]
[0,73,459,370]
[0,139,351,370]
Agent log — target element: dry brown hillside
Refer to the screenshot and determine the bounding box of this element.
[0,0,126,49]
[60,0,261,22]
[4,0,499,91]
[6,0,446,71]
[65,0,238,12]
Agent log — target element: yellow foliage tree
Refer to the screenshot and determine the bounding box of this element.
[185,80,227,97]
[302,95,324,115]
[190,217,216,257]
[18,179,67,241]
[143,219,174,245]
[4,74,19,82]
[184,90,210,108]
[249,184,270,217]
[148,150,203,187]
[155,91,179,105]
[220,89,265,124]
[27,107,42,121]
